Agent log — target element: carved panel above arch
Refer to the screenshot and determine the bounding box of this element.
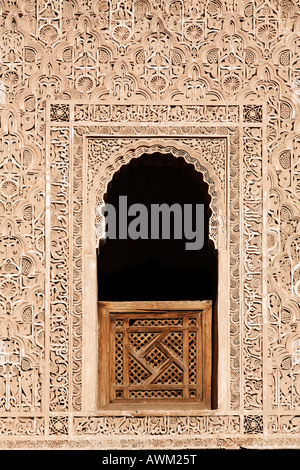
[89,137,226,250]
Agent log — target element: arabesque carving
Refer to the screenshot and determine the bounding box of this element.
[0,0,298,449]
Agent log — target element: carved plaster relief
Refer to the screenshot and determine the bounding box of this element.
[0,0,298,449]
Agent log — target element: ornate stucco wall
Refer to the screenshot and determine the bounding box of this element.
[0,0,300,449]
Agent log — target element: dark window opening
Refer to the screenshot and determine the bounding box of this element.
[97,152,218,305]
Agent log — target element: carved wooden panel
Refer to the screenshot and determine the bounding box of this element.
[98,301,212,408]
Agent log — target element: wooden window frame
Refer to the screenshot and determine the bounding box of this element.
[98,300,212,410]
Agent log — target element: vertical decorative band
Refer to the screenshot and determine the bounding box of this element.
[243,126,263,409]
[49,127,70,412]
[229,129,241,409]
[72,117,83,410]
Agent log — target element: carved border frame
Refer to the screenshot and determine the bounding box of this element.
[84,134,228,413]
[43,101,266,446]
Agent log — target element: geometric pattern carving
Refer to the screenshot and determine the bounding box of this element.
[244,415,264,435]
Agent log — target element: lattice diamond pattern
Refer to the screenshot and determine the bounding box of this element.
[108,308,209,402]
[144,345,168,369]
[129,355,151,385]
[153,362,184,385]
[128,332,158,352]
[161,332,183,360]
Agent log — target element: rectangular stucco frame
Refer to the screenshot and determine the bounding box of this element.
[46,101,267,447]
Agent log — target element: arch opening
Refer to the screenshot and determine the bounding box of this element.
[96,151,219,410]
[97,152,218,305]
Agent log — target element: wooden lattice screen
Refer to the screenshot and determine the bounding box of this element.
[98,301,212,409]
